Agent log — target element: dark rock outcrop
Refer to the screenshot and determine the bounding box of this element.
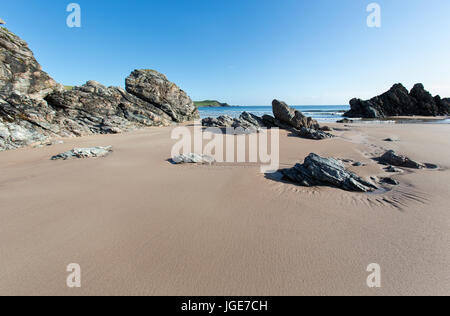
[125,69,199,122]
[201,100,333,139]
[280,153,378,192]
[201,112,265,133]
[379,150,425,169]
[0,27,199,151]
[295,127,334,140]
[345,83,450,118]
[272,99,320,130]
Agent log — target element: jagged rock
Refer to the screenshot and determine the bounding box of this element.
[345,83,450,118]
[239,111,266,128]
[0,28,199,151]
[272,100,320,130]
[202,115,234,128]
[379,150,425,169]
[381,177,399,185]
[280,153,378,192]
[0,19,5,25]
[201,112,265,133]
[172,153,215,165]
[261,114,292,130]
[295,127,333,140]
[125,69,199,122]
[45,80,174,134]
[0,27,62,100]
[51,146,113,160]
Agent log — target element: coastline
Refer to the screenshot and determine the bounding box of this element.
[1,122,449,295]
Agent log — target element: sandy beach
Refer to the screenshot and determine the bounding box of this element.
[0,122,449,296]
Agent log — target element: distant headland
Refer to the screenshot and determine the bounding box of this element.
[194,100,231,107]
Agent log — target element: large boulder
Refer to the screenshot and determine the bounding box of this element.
[126,69,199,122]
[272,99,320,129]
[345,83,450,118]
[280,153,378,192]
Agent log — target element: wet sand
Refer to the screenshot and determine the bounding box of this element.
[0,123,449,296]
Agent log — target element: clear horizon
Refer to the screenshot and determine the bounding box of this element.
[2,0,450,105]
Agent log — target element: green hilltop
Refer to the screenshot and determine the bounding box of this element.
[194,100,230,107]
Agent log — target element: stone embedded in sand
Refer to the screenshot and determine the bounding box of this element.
[172,153,215,165]
[280,153,378,192]
[379,150,425,169]
[51,146,113,160]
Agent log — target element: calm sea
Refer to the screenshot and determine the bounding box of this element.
[198,105,349,123]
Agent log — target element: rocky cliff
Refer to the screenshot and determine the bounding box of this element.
[0,27,199,151]
[345,83,450,118]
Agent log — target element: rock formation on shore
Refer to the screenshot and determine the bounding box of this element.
[202,112,266,133]
[125,69,198,122]
[344,83,450,118]
[202,100,333,140]
[0,27,199,151]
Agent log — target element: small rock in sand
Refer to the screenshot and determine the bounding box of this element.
[383,138,398,142]
[51,146,113,160]
[172,153,215,165]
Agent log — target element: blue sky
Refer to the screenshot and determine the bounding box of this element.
[2,0,450,105]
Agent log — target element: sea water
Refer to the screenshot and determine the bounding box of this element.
[198,105,349,123]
